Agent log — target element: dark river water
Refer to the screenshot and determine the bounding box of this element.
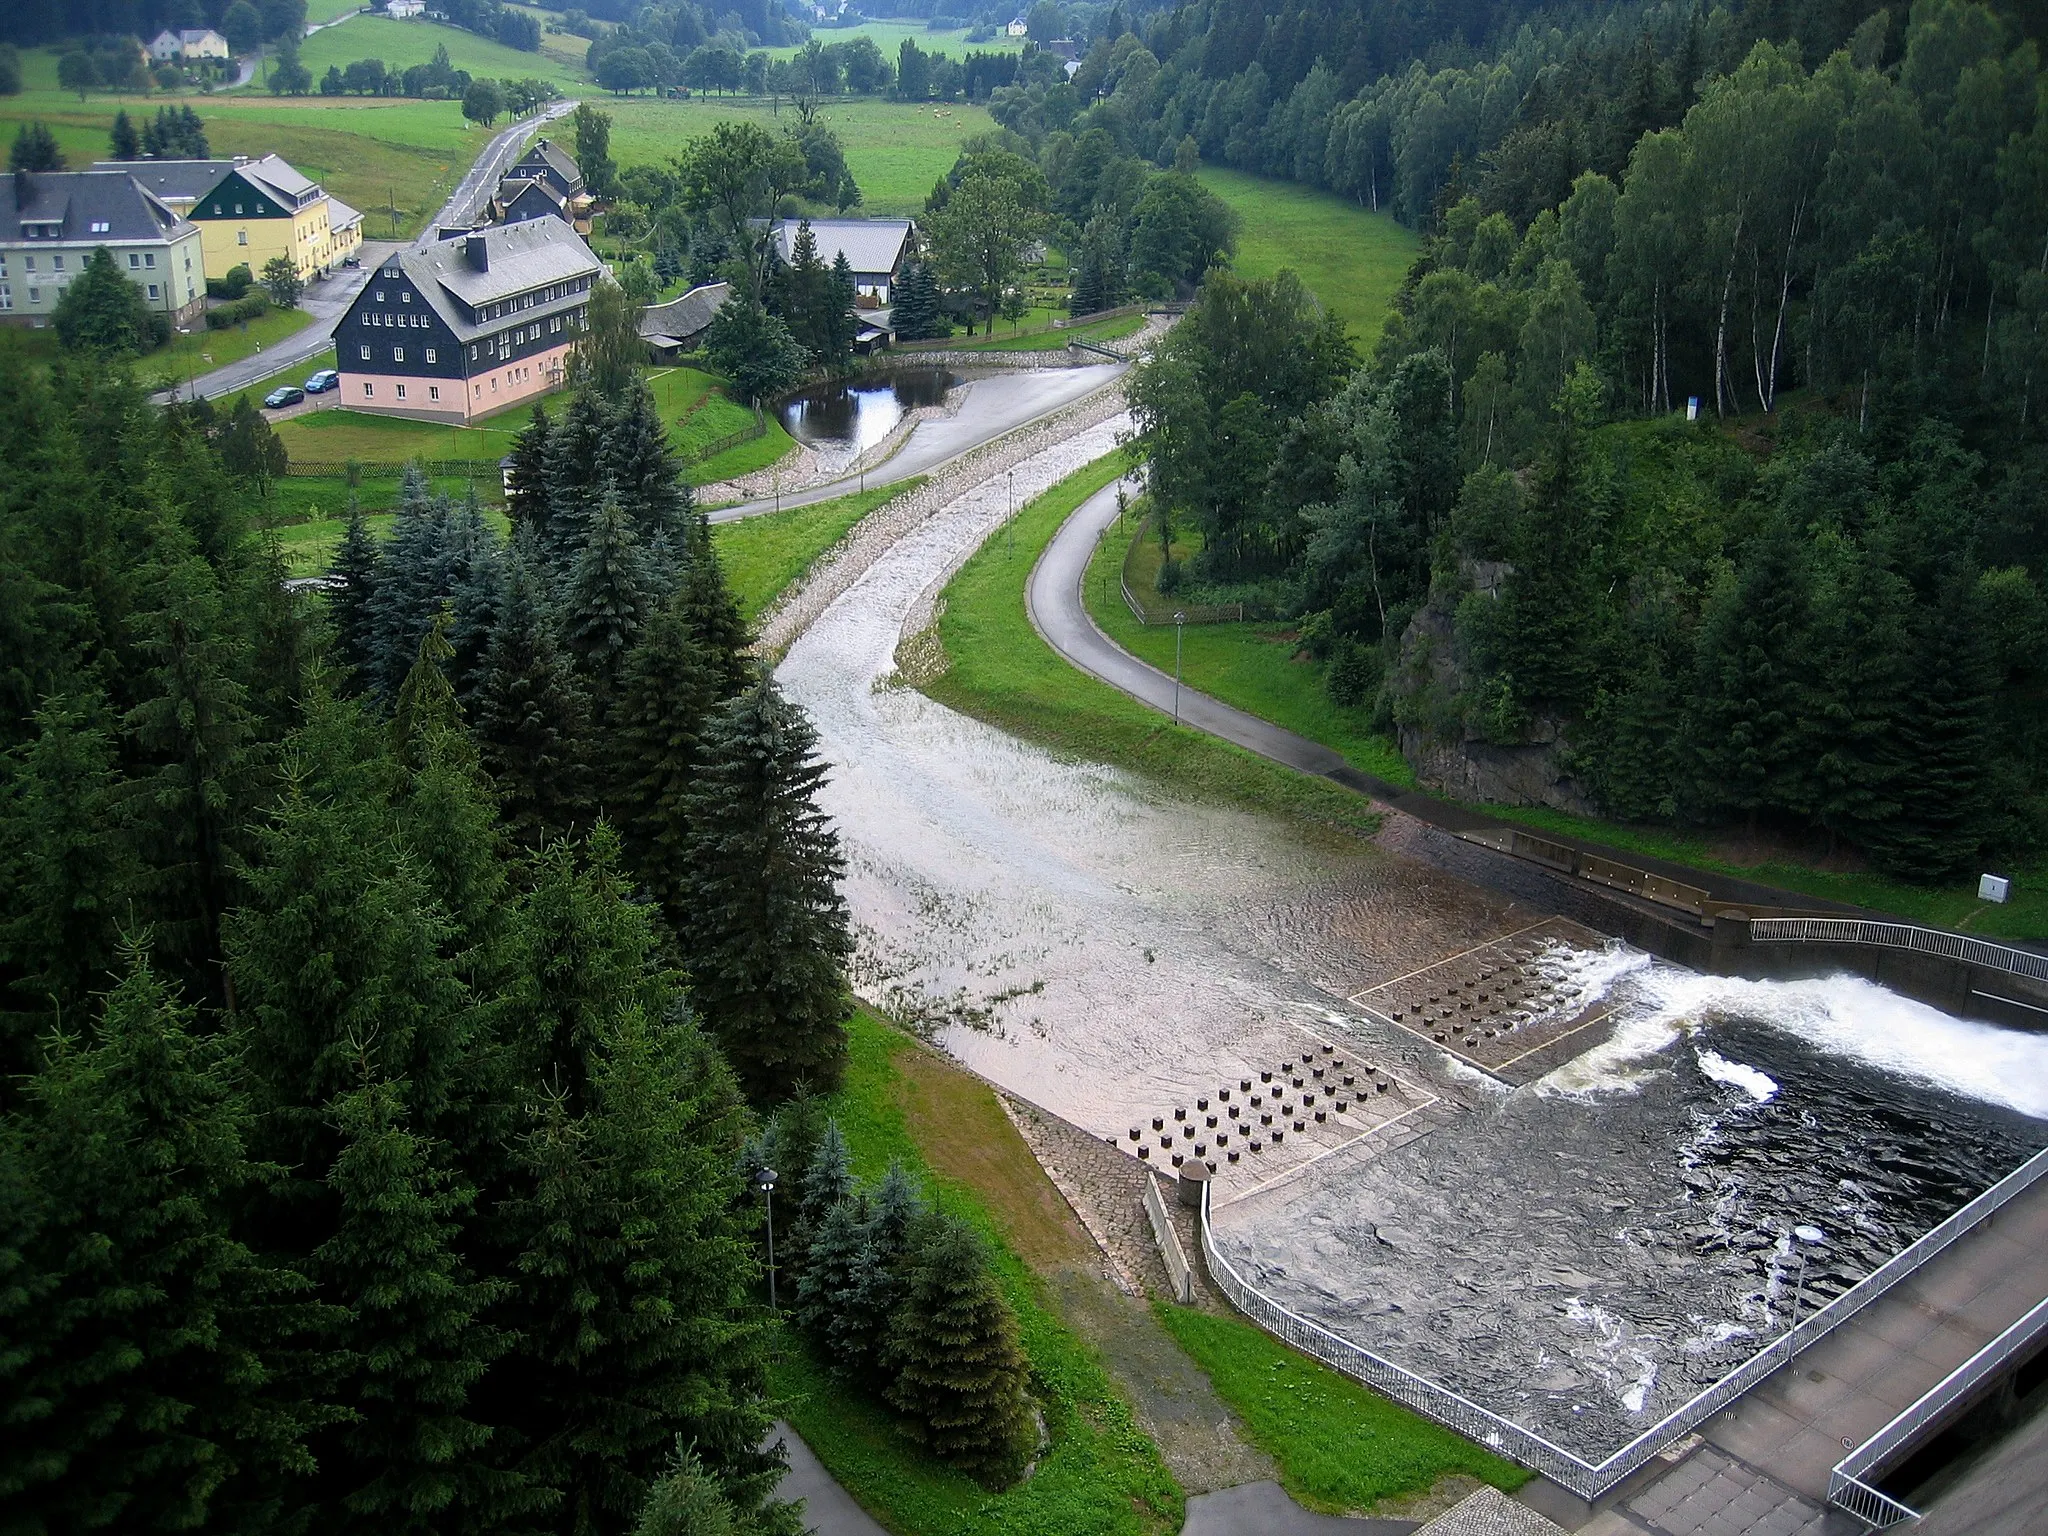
[780,366,960,456]
[770,422,2048,1463]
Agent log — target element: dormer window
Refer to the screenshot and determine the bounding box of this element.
[89,220,109,233]
[402,291,411,302]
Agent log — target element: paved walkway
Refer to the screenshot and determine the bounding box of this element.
[763,1422,889,1536]
[1027,479,1880,920]
[1184,1480,1417,1535]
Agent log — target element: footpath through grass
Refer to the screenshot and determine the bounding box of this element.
[775,1008,1183,1536]
[1084,511,1414,788]
[1199,168,1418,347]
[715,480,918,622]
[1152,1307,1527,1514]
[919,452,1380,834]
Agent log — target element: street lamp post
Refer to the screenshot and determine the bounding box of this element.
[1173,611,1186,724]
[1007,468,1015,556]
[756,1166,779,1310]
[1783,1223,1824,1358]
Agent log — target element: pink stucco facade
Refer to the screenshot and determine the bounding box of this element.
[337,340,573,424]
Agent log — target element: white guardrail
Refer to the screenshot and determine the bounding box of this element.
[1747,917,2048,984]
[1143,1173,1195,1305]
[1827,1290,2048,1528]
[1199,1141,2048,1500]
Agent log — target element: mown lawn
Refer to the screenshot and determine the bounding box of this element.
[1083,511,1415,787]
[920,452,1381,834]
[1199,168,1417,347]
[766,21,1020,59]
[161,304,318,381]
[715,480,916,622]
[772,1007,1183,1536]
[1152,1306,1528,1514]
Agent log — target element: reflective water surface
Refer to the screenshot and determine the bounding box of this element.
[780,366,961,456]
[773,422,2048,1460]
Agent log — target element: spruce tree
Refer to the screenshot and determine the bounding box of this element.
[1807,541,1912,855]
[827,251,859,367]
[315,1076,535,1533]
[543,391,612,569]
[390,609,463,771]
[473,547,595,847]
[882,1210,1034,1487]
[504,400,554,544]
[0,948,330,1535]
[109,108,139,160]
[1684,520,1814,829]
[678,513,753,697]
[565,489,650,699]
[891,262,946,341]
[834,1161,917,1372]
[1879,572,1996,878]
[500,1003,773,1530]
[366,469,452,699]
[0,694,138,1069]
[443,490,504,705]
[602,376,691,554]
[327,495,380,693]
[795,1190,866,1357]
[676,680,851,1100]
[607,587,723,897]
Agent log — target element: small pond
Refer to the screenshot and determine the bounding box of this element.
[779,367,961,457]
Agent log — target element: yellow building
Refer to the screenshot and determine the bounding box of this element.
[186,154,363,282]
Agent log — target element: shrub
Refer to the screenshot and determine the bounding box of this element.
[207,263,254,301]
[206,291,272,330]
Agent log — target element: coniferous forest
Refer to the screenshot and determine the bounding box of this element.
[1096,0,2048,879]
[0,332,1043,1529]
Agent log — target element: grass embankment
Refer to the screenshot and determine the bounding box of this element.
[715,479,918,622]
[776,1008,1183,1536]
[949,311,1147,354]
[917,453,1380,834]
[1198,168,1418,347]
[1152,1307,1527,1514]
[768,21,1020,59]
[1084,512,1414,788]
[162,305,319,378]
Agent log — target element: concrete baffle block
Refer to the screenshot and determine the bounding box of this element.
[1177,1159,1211,1209]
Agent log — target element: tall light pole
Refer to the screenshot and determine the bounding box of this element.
[1006,468,1014,557]
[1783,1223,1824,1357]
[1172,610,1186,724]
[756,1165,779,1310]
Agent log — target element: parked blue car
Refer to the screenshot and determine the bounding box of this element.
[303,369,340,393]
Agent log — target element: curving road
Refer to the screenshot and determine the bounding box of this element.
[711,362,1125,524]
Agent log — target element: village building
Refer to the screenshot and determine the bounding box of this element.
[182,153,363,281]
[331,218,604,423]
[148,28,231,61]
[763,217,912,306]
[0,169,206,328]
[637,279,729,363]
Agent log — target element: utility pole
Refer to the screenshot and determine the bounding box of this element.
[1173,611,1186,724]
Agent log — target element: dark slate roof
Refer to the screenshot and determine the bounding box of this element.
[91,157,236,204]
[509,138,584,195]
[765,218,912,277]
[499,176,568,215]
[341,218,605,346]
[238,154,320,208]
[638,280,730,343]
[2,170,193,243]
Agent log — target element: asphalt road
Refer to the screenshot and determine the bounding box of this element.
[1025,472,1881,917]
[710,362,1125,524]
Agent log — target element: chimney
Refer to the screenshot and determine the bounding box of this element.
[465,233,489,273]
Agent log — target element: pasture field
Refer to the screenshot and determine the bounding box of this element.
[305,0,370,25]
[770,20,1021,58]
[1198,167,1417,345]
[603,95,990,214]
[281,16,588,93]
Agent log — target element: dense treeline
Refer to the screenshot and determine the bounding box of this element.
[0,313,857,1528]
[1129,0,2048,878]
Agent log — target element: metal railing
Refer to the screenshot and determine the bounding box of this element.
[1199,1141,2048,1499]
[1144,1173,1195,1305]
[1748,918,2048,983]
[1827,1290,2048,1528]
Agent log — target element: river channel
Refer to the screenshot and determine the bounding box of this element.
[780,366,961,465]
[773,423,2048,1461]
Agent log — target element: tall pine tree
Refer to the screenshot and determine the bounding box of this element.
[473,547,595,847]
[676,679,851,1100]
[327,495,380,694]
[564,490,650,701]
[607,586,723,897]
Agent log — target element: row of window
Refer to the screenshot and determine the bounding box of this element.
[352,312,580,369]
[362,382,443,403]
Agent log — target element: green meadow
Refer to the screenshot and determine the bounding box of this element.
[282,15,588,93]
[768,20,1021,59]
[1198,168,1418,346]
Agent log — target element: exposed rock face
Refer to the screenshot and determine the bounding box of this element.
[1387,581,1595,815]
